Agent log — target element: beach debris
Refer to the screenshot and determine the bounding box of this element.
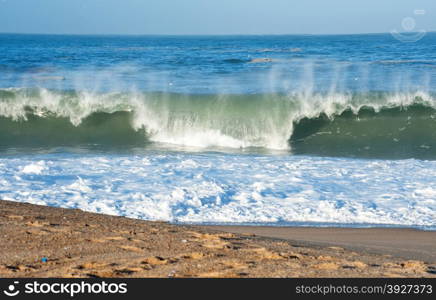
[41,257,48,263]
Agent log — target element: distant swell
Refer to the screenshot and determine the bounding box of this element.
[1,88,436,158]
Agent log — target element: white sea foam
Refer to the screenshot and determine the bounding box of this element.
[1,153,435,229]
[20,161,47,175]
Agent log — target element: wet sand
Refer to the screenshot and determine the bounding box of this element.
[1,200,435,278]
[203,226,436,263]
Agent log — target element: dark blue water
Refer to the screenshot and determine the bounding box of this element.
[1,33,436,93]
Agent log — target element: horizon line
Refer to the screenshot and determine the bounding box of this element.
[1,31,435,37]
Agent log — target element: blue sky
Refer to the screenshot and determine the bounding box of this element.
[0,0,435,35]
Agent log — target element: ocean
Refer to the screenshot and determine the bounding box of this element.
[0,33,435,229]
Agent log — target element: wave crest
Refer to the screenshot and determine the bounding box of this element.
[1,88,435,158]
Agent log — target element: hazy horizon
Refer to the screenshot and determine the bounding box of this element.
[2,31,435,36]
[0,0,435,35]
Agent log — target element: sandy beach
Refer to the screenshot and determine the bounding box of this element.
[204,226,436,263]
[1,200,435,278]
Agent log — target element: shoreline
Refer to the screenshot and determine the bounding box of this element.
[1,200,435,278]
[202,226,436,263]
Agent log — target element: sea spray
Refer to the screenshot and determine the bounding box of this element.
[1,34,436,229]
[0,88,435,158]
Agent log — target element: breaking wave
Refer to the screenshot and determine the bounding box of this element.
[1,88,435,158]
